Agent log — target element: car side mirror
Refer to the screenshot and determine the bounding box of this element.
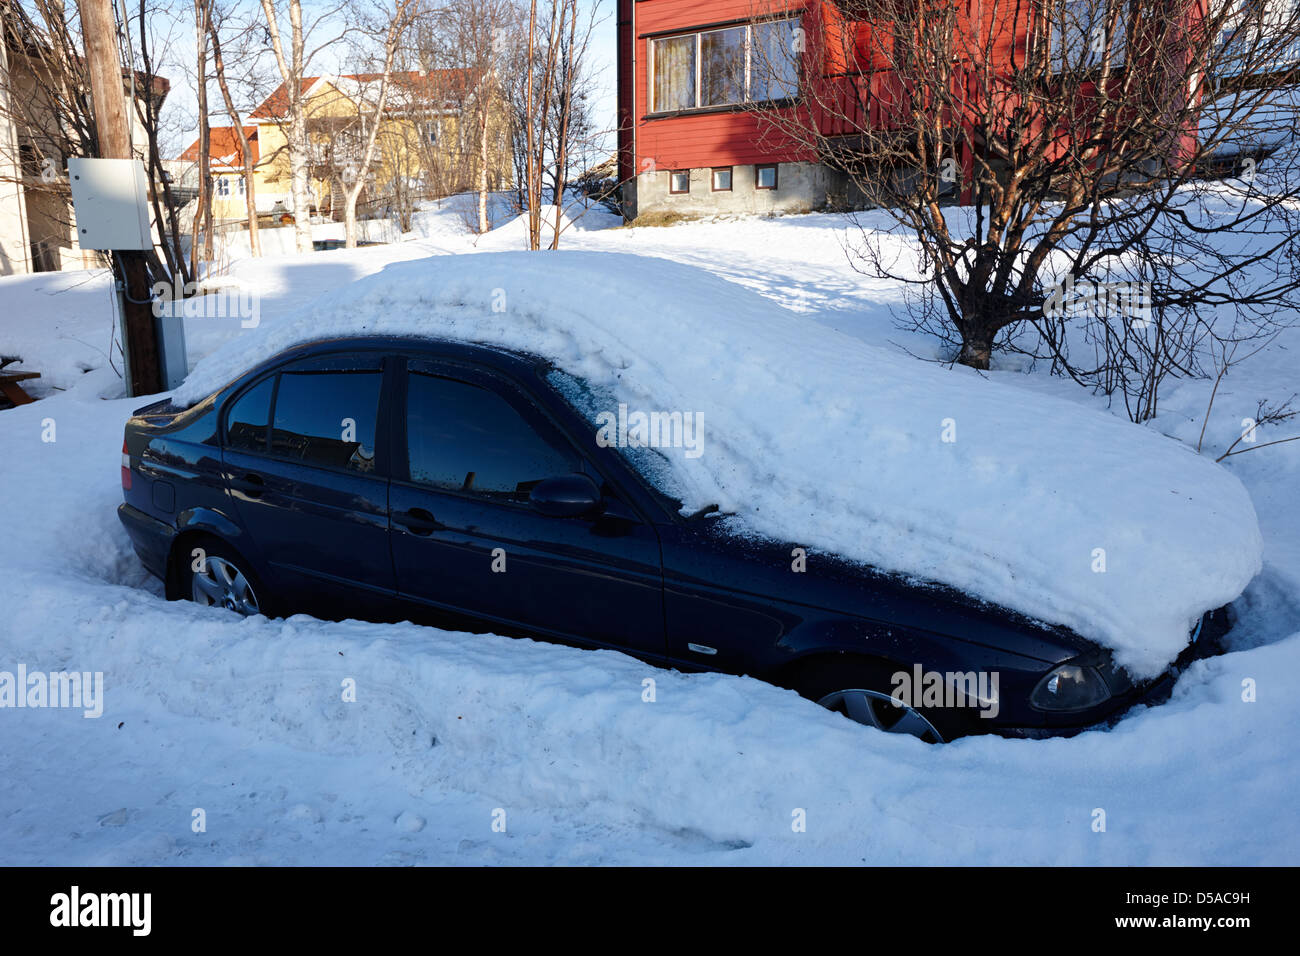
[529,473,602,518]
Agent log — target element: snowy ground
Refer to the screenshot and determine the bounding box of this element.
[1,198,1297,865]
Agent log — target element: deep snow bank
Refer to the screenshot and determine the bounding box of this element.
[175,251,1262,677]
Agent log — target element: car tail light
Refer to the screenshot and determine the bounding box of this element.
[121,439,132,490]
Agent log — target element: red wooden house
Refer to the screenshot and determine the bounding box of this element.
[617,1,1209,219]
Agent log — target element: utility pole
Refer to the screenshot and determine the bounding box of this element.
[76,0,164,396]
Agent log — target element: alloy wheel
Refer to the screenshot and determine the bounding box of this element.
[191,555,261,616]
[817,687,945,743]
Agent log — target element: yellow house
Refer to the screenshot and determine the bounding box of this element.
[178,69,512,226]
[174,124,258,224]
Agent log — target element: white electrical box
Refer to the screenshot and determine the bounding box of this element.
[67,158,153,251]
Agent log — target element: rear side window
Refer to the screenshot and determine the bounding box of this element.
[270,369,383,473]
[406,370,576,501]
[224,377,274,453]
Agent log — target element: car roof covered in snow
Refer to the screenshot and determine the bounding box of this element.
[175,250,1262,678]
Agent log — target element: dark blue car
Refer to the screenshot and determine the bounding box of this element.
[118,336,1229,742]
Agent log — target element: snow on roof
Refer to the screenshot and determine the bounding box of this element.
[174,251,1262,677]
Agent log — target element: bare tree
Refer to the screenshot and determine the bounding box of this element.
[129,0,193,284]
[257,0,352,252]
[1,0,190,283]
[510,0,596,249]
[189,0,212,275]
[206,1,260,255]
[334,0,415,247]
[414,0,519,233]
[741,0,1300,414]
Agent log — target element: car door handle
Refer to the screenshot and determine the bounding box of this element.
[230,472,265,498]
[395,507,442,535]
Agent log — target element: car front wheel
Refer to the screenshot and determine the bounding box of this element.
[792,657,968,743]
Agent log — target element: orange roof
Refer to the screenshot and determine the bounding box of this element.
[176,126,259,166]
[247,69,479,120]
[247,77,318,119]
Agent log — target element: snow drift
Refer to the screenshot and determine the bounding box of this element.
[175,251,1262,677]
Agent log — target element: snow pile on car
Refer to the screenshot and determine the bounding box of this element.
[175,251,1262,677]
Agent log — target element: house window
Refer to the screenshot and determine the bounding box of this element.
[1046,0,1128,73]
[755,164,778,189]
[650,17,801,113]
[711,167,732,191]
[701,27,746,107]
[215,176,230,197]
[236,175,246,197]
[653,34,697,112]
[1217,0,1270,73]
[669,170,691,194]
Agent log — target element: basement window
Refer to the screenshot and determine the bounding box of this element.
[711,167,733,191]
[669,170,691,194]
[756,164,778,189]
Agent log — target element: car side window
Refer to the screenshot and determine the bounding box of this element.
[270,368,383,473]
[405,369,577,502]
[224,376,274,453]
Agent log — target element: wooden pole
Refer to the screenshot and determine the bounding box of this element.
[76,0,164,396]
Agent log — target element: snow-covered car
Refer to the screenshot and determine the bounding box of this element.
[118,252,1262,742]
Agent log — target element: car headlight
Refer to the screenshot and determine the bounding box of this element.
[1030,664,1112,712]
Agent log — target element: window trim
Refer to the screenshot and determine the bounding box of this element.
[646,15,802,115]
[711,166,733,192]
[669,169,691,194]
[755,163,779,190]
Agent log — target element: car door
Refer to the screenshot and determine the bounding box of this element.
[220,351,395,614]
[388,356,666,655]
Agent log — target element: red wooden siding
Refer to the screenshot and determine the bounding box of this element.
[617,1,1205,187]
[626,0,813,172]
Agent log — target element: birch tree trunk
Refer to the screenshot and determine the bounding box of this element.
[477,88,490,234]
[207,18,260,256]
[260,0,314,253]
[343,0,414,248]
